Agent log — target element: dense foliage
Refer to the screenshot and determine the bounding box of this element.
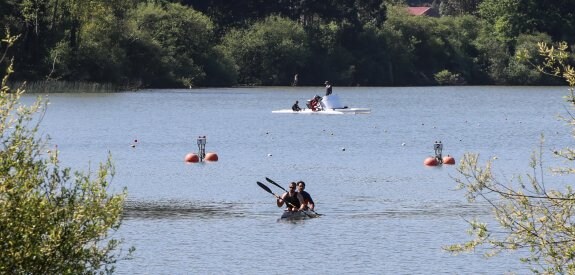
[0,31,131,273]
[1,0,574,88]
[446,42,575,273]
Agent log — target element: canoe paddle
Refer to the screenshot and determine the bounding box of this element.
[265,177,288,192]
[265,177,322,216]
[256,181,313,218]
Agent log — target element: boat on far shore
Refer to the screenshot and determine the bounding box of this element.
[272,94,371,115]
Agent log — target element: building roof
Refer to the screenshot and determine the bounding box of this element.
[407,7,435,16]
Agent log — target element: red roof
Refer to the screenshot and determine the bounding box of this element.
[407,7,433,16]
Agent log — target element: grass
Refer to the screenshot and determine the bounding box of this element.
[10,81,119,93]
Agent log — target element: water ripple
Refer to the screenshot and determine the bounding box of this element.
[123,199,248,220]
[332,199,491,219]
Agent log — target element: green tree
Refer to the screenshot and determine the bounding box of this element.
[446,42,575,273]
[382,7,482,85]
[128,2,226,87]
[478,0,527,45]
[478,0,575,45]
[0,31,132,274]
[439,0,480,16]
[220,15,310,85]
[503,32,554,85]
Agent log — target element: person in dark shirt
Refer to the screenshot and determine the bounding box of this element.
[292,100,301,111]
[296,181,315,211]
[277,182,304,211]
[325,81,332,96]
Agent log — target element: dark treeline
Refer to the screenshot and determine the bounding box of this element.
[1,0,574,88]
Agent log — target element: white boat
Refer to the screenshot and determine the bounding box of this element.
[279,210,320,220]
[272,94,371,115]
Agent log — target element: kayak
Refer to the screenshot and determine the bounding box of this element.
[279,210,320,220]
[273,94,370,115]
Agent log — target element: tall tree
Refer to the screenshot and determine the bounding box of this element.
[127,2,218,87]
[478,0,575,45]
[219,15,310,85]
[439,0,481,16]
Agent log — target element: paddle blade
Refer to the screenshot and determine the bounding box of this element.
[266,177,287,192]
[257,181,273,195]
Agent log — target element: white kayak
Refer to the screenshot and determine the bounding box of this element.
[279,210,320,220]
[272,94,370,115]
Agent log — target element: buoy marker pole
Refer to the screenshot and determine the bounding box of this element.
[434,141,443,164]
[197,136,206,162]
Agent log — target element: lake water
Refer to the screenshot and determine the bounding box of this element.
[29,86,573,274]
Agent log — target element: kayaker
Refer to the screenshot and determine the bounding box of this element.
[296,181,315,211]
[308,95,322,111]
[277,182,304,211]
[292,100,301,111]
[325,81,332,96]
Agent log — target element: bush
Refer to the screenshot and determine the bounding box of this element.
[434,69,465,85]
[0,32,132,274]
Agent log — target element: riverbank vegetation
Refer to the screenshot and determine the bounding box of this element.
[1,31,131,273]
[1,0,574,89]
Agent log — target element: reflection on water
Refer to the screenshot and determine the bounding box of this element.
[337,200,491,219]
[123,199,247,220]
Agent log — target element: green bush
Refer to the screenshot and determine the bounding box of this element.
[1,32,131,274]
[434,69,465,85]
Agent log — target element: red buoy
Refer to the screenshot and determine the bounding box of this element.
[205,152,219,162]
[443,155,455,165]
[185,153,199,163]
[424,157,438,166]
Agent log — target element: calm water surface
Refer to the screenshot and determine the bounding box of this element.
[31,86,573,274]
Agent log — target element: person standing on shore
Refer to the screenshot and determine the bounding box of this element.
[325,81,332,96]
[293,74,299,86]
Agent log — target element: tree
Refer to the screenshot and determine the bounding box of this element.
[502,33,555,85]
[127,2,221,87]
[0,31,132,274]
[478,0,575,46]
[381,7,483,85]
[219,15,310,85]
[446,42,575,274]
[439,0,480,16]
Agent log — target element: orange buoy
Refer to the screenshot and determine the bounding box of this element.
[424,157,438,166]
[185,153,199,163]
[205,152,219,162]
[443,155,455,165]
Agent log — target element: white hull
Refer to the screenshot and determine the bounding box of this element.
[273,94,370,115]
[272,108,370,115]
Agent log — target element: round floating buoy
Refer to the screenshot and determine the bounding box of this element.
[205,152,219,162]
[185,153,199,163]
[443,155,455,165]
[424,157,438,166]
